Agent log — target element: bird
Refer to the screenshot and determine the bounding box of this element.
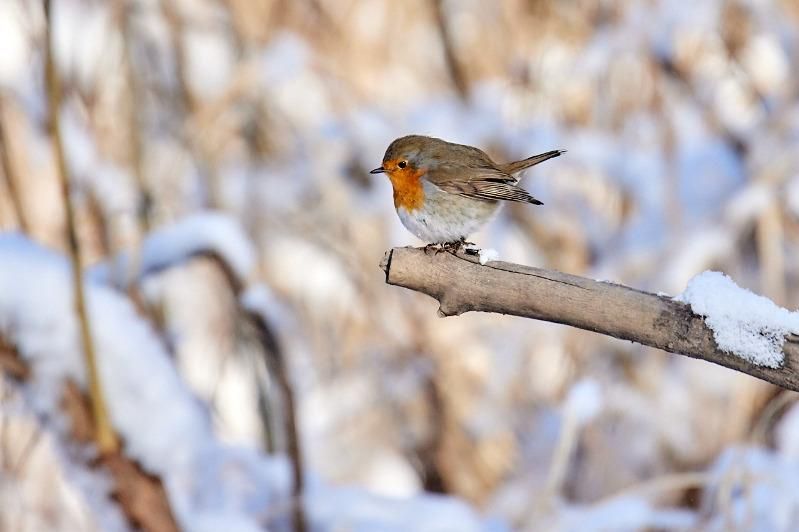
[370,135,564,250]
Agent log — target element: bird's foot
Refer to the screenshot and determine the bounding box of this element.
[423,239,479,255]
[458,237,479,255]
[423,243,443,255]
[440,241,460,254]
[445,239,479,254]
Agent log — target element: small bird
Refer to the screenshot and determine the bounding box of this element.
[371,135,564,248]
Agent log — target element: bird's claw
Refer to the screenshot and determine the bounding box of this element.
[423,243,440,255]
[423,239,479,255]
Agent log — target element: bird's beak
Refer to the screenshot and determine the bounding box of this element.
[369,167,385,174]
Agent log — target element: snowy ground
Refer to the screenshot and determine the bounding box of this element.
[1,0,799,530]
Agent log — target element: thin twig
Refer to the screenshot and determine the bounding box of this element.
[749,390,796,445]
[159,0,224,209]
[248,310,307,532]
[0,98,29,233]
[43,0,118,454]
[430,0,469,99]
[544,409,579,501]
[10,425,42,476]
[131,249,307,532]
[596,471,711,505]
[116,0,152,233]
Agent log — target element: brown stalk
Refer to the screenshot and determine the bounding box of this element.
[135,251,307,532]
[43,0,118,454]
[431,0,469,99]
[115,0,152,233]
[0,98,29,233]
[247,307,307,532]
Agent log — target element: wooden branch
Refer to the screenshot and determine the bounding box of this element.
[0,342,178,532]
[381,247,799,392]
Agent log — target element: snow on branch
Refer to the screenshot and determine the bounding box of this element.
[677,271,799,368]
[380,247,799,392]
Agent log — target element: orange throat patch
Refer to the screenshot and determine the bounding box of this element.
[388,167,425,212]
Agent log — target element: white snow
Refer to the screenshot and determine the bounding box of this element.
[777,402,799,459]
[5,0,799,528]
[0,233,496,531]
[0,1,29,90]
[706,447,799,532]
[93,212,256,286]
[478,248,499,265]
[0,234,216,527]
[53,1,121,91]
[556,496,696,532]
[564,378,603,427]
[677,271,798,368]
[183,29,235,100]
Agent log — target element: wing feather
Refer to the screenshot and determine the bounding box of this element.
[432,168,544,205]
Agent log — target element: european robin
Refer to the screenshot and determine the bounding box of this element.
[371,135,564,246]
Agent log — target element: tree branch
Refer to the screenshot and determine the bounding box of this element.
[380,247,799,392]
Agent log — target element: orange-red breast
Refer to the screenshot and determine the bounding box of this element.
[371,135,564,244]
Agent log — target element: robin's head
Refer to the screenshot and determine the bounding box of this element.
[370,135,444,178]
[371,136,438,210]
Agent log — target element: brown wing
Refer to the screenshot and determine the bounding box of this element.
[431,166,544,205]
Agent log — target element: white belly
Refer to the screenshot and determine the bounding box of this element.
[396,184,499,243]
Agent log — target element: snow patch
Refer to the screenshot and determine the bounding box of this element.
[478,248,499,265]
[94,212,255,286]
[565,378,603,427]
[677,271,797,368]
[0,233,497,531]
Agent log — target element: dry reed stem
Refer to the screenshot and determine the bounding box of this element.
[133,250,307,532]
[543,408,579,502]
[43,0,118,454]
[431,0,469,99]
[116,0,152,233]
[248,308,307,532]
[0,98,28,233]
[596,471,711,505]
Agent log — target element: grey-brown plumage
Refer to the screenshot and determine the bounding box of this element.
[379,135,563,205]
[372,134,565,243]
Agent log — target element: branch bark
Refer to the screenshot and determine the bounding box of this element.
[380,247,799,392]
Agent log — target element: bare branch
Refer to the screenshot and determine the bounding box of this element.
[380,247,799,392]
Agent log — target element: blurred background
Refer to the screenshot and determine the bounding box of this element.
[2,0,799,530]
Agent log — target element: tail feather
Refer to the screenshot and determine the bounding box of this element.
[498,149,566,175]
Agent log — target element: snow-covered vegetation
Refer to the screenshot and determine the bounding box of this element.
[1,0,799,530]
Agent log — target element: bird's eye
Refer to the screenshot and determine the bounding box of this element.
[398,161,407,169]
